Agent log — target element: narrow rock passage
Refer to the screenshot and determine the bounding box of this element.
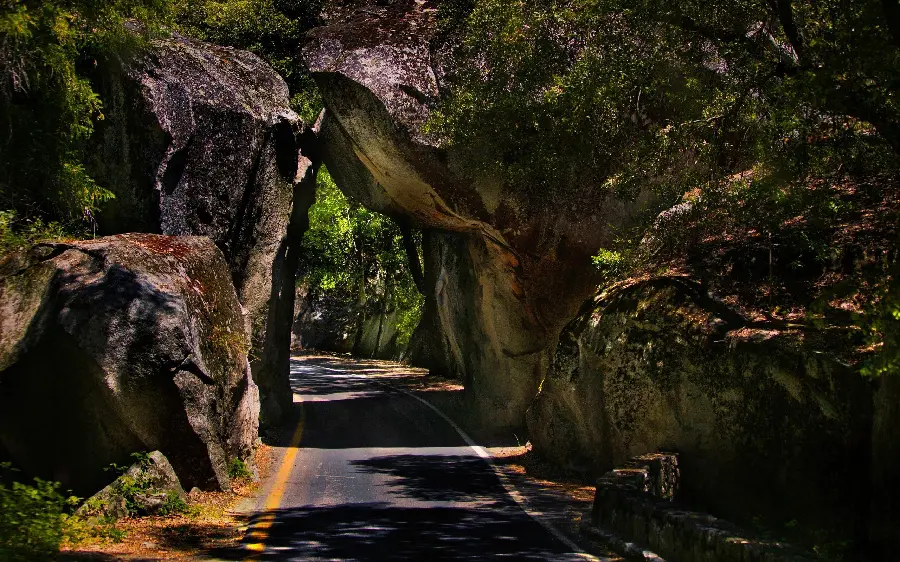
[239,356,598,561]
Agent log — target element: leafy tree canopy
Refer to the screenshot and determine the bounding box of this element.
[433,0,900,375]
[300,167,423,350]
[1,0,172,232]
[432,0,900,198]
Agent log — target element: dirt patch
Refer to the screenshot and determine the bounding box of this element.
[60,445,274,561]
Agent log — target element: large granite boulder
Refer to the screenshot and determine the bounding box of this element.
[0,234,259,495]
[304,1,642,428]
[527,277,873,537]
[88,31,319,425]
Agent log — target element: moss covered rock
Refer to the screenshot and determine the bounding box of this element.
[528,276,873,537]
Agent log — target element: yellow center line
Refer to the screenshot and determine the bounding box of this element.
[243,399,306,560]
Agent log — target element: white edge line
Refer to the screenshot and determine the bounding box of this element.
[386,384,600,561]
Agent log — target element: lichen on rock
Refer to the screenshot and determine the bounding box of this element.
[528,276,873,534]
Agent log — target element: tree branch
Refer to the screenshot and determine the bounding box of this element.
[882,0,900,49]
[398,219,426,295]
[771,0,804,61]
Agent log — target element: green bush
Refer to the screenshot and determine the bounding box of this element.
[1,0,172,230]
[0,210,71,256]
[0,463,77,561]
[227,457,252,480]
[158,490,191,516]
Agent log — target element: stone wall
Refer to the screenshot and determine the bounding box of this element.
[588,454,818,562]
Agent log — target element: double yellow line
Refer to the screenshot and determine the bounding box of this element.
[243,402,306,560]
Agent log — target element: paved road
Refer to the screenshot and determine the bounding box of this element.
[240,356,595,561]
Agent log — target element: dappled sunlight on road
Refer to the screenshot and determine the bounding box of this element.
[224,354,608,561]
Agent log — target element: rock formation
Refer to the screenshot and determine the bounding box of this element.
[0,234,259,495]
[78,451,185,519]
[292,285,405,360]
[88,31,319,424]
[304,0,642,428]
[527,277,873,537]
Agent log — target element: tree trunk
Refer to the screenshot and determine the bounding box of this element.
[398,219,425,295]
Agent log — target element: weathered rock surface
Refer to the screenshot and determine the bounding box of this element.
[89,31,319,424]
[305,1,642,427]
[292,286,356,354]
[78,451,184,519]
[527,277,873,536]
[292,285,404,359]
[0,234,259,495]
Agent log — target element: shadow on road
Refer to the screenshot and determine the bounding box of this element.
[349,454,508,505]
[210,355,585,561]
[212,503,583,561]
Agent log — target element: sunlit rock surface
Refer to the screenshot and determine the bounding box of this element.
[88,32,318,425]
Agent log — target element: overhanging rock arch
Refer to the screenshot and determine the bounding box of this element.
[304,1,642,430]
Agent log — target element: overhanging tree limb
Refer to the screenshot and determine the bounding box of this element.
[769,0,804,61]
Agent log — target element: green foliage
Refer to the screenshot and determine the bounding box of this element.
[0,0,172,232]
[592,248,625,279]
[174,0,323,122]
[433,0,900,199]
[227,457,252,480]
[62,509,126,546]
[437,0,900,376]
[158,490,191,516]
[0,209,72,255]
[0,463,78,561]
[103,452,191,517]
[0,463,128,558]
[300,168,423,350]
[861,273,900,378]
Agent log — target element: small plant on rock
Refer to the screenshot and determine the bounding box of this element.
[227,457,252,480]
[158,490,192,516]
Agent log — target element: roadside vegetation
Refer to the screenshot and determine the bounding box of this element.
[0,0,171,239]
[0,447,272,561]
[298,168,424,354]
[431,0,899,379]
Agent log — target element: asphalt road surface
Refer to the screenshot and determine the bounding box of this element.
[240,356,597,561]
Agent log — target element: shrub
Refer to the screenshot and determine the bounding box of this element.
[227,457,252,480]
[0,463,77,561]
[1,0,171,228]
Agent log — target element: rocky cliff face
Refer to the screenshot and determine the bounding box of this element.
[527,277,874,538]
[89,32,319,425]
[304,1,642,428]
[292,287,405,360]
[0,234,258,495]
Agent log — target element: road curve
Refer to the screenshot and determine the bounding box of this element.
[240,356,597,561]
